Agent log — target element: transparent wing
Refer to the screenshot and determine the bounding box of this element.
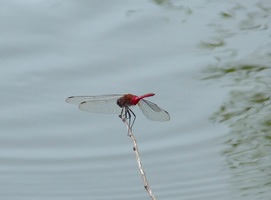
[66,94,122,114]
[66,94,122,104]
[138,99,170,121]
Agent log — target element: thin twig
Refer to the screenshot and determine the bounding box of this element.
[121,118,157,200]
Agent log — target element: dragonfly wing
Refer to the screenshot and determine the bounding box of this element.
[66,96,96,104]
[138,99,170,121]
[66,94,122,105]
[66,95,122,114]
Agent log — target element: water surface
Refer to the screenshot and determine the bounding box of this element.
[1,0,271,199]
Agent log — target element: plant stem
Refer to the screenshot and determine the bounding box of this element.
[121,118,157,200]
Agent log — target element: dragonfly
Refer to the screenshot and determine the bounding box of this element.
[66,93,170,129]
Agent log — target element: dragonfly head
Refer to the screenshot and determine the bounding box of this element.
[117,94,135,108]
[117,98,126,108]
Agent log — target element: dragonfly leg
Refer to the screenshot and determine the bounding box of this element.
[119,108,124,119]
[128,108,136,130]
[126,109,131,128]
[119,107,131,124]
[119,107,135,134]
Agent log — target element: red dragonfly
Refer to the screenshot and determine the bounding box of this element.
[66,93,170,128]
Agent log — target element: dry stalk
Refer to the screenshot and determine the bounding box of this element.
[121,118,157,200]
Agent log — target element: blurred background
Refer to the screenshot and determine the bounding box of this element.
[1,0,271,199]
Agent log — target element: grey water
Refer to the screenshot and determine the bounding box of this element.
[1,0,271,199]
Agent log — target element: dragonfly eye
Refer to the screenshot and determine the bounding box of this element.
[117,97,129,108]
[117,99,122,107]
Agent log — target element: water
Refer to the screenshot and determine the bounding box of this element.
[1,0,271,199]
